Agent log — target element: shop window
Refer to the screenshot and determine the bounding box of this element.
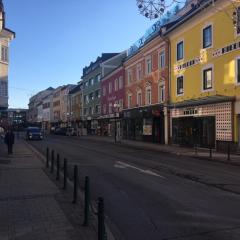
[146,86,152,105]
[146,56,152,75]
[203,67,213,90]
[137,91,142,106]
[177,41,184,61]
[203,25,212,49]
[158,84,165,103]
[159,51,165,69]
[177,76,184,95]
[237,58,240,84]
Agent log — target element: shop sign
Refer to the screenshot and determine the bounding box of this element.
[183,108,198,116]
[143,125,152,135]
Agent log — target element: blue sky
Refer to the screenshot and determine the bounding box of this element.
[5,0,179,108]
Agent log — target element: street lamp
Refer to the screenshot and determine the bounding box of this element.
[113,103,120,143]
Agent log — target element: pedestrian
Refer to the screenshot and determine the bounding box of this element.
[4,128,15,154]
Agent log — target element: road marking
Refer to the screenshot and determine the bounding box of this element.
[114,161,165,179]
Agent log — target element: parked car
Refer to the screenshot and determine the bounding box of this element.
[54,127,67,136]
[26,127,43,140]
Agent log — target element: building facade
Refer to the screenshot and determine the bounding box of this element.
[0,1,15,112]
[164,0,240,149]
[69,82,83,134]
[42,93,53,131]
[123,32,169,144]
[82,52,126,134]
[100,65,125,136]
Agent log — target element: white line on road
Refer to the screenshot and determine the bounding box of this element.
[114,161,165,179]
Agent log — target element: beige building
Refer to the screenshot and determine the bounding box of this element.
[0,0,15,110]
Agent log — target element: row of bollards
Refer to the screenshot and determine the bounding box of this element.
[46,147,106,240]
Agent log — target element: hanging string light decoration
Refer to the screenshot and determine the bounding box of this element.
[136,0,185,20]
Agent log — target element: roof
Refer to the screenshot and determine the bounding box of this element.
[69,84,82,94]
[169,95,235,108]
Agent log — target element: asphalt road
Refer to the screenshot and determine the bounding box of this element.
[29,135,240,240]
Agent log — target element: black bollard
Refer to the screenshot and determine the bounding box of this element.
[72,165,78,204]
[98,197,105,240]
[46,147,49,168]
[83,176,90,226]
[209,147,212,159]
[51,150,55,173]
[56,154,60,180]
[63,159,67,189]
[227,142,231,161]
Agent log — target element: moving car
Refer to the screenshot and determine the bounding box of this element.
[26,127,43,140]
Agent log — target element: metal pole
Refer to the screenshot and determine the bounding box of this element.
[209,147,212,159]
[98,197,105,240]
[72,165,78,204]
[51,150,55,173]
[83,176,90,226]
[46,147,49,168]
[227,142,231,161]
[63,158,67,189]
[56,153,60,180]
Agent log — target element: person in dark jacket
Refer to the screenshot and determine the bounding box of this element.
[4,129,15,154]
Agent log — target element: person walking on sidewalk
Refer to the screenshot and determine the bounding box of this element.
[4,128,15,154]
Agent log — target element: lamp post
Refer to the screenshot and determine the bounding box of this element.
[113,103,120,143]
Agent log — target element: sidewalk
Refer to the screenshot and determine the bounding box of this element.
[79,135,240,165]
[0,139,98,240]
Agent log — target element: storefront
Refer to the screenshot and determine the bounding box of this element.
[170,97,235,149]
[122,105,164,144]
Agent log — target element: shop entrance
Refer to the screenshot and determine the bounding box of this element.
[152,116,164,144]
[172,116,215,148]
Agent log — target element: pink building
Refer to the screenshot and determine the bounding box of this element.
[100,65,125,136]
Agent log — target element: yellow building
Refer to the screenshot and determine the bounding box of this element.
[163,0,240,150]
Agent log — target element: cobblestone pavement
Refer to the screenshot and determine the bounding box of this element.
[0,139,98,240]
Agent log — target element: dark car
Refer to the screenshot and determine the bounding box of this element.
[26,127,43,140]
[54,127,67,136]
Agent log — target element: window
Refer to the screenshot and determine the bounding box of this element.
[88,78,93,86]
[128,94,132,108]
[1,46,8,62]
[203,68,213,90]
[95,105,100,114]
[89,92,94,101]
[119,99,123,110]
[146,56,152,75]
[137,91,142,106]
[177,41,184,61]
[127,70,132,84]
[158,84,165,103]
[237,58,240,84]
[203,25,212,48]
[103,104,106,114]
[146,87,151,105]
[95,90,100,98]
[159,51,165,69]
[96,74,101,83]
[119,76,123,89]
[84,108,88,115]
[236,7,240,35]
[109,103,112,114]
[114,78,118,91]
[109,82,112,94]
[137,64,142,80]
[0,80,7,97]
[84,81,88,89]
[177,76,184,95]
[103,86,106,96]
